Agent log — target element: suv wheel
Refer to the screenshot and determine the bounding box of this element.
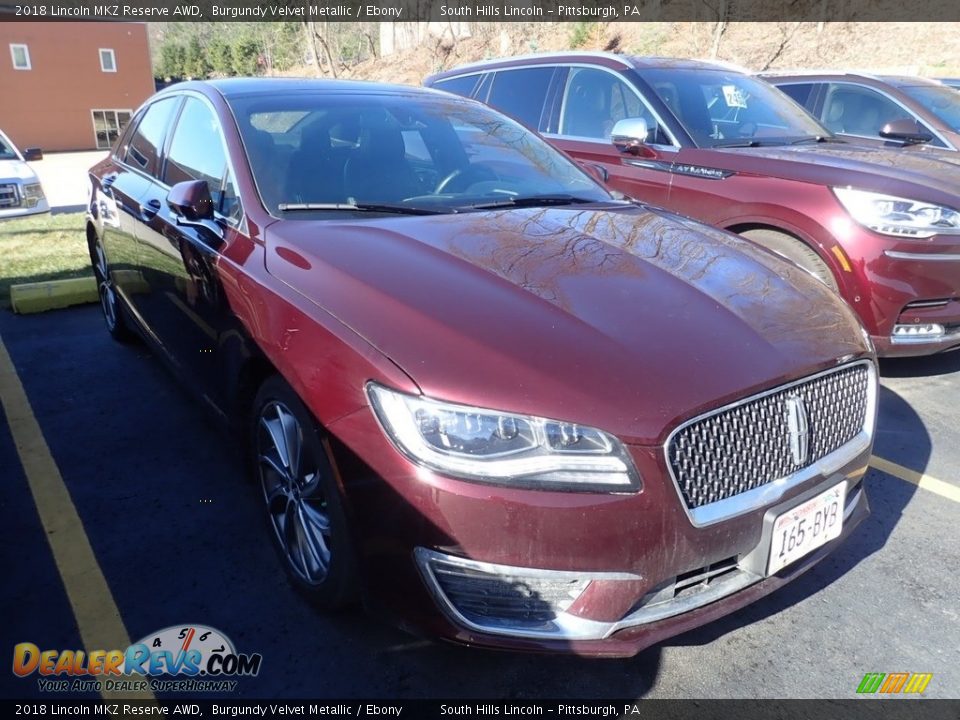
[741,228,839,292]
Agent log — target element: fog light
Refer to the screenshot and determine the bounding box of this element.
[415,548,640,640]
[893,323,945,339]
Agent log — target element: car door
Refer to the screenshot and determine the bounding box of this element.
[134,95,239,401]
[99,97,180,311]
[545,65,676,207]
[818,82,946,148]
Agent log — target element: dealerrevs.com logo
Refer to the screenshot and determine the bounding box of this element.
[13,624,262,693]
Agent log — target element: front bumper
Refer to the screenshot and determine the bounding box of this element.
[327,402,872,657]
[845,236,960,357]
[414,476,868,656]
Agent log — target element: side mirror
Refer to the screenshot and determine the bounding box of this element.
[611,118,651,155]
[167,179,214,220]
[23,147,43,161]
[577,161,609,184]
[167,180,223,242]
[879,118,933,145]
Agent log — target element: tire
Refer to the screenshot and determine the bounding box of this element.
[250,375,358,610]
[740,228,839,293]
[89,231,134,342]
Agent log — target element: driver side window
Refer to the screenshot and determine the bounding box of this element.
[559,67,667,143]
[821,85,920,139]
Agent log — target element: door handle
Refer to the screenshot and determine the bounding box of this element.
[140,198,162,220]
[101,173,119,196]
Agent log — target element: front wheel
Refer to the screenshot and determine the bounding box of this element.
[90,232,133,342]
[740,228,839,293]
[251,376,358,610]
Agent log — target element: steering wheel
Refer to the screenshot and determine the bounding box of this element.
[435,165,498,194]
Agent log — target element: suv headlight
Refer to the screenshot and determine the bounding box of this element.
[366,383,638,491]
[833,187,960,239]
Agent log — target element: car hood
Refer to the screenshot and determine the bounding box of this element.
[264,205,869,444]
[717,142,960,205]
[0,159,37,182]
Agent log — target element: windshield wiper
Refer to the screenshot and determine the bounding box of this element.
[713,139,770,148]
[790,135,846,144]
[277,202,443,215]
[460,194,599,210]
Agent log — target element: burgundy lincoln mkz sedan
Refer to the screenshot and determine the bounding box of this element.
[86,79,877,656]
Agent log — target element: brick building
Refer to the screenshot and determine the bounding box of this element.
[0,22,154,152]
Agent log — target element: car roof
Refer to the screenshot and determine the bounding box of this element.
[431,51,743,78]
[762,70,946,89]
[156,77,453,100]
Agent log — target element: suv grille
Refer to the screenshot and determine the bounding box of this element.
[0,183,20,209]
[668,363,871,510]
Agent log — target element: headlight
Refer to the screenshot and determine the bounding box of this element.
[366,383,638,492]
[23,183,44,208]
[833,187,960,239]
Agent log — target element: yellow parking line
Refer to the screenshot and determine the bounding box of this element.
[0,333,154,701]
[871,455,960,504]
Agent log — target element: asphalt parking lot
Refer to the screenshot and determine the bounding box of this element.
[1,304,958,700]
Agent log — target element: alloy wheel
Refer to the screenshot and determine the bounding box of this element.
[256,400,333,586]
[93,241,118,331]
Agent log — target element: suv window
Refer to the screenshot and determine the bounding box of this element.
[821,84,914,137]
[164,97,229,211]
[559,67,668,143]
[778,82,815,107]
[432,74,481,99]
[125,97,179,177]
[487,67,553,130]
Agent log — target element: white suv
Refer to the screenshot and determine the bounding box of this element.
[0,129,49,220]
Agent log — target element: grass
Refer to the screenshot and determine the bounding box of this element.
[0,212,92,309]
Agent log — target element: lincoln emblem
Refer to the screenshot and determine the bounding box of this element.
[785,395,810,466]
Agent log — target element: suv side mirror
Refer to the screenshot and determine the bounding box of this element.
[167,180,223,242]
[23,147,43,161]
[879,118,933,145]
[611,118,657,157]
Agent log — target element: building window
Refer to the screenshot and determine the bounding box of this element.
[10,44,30,70]
[99,48,116,73]
[92,109,132,150]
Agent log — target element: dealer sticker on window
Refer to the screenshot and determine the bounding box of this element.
[767,483,846,575]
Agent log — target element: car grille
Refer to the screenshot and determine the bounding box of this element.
[667,363,871,511]
[0,183,20,209]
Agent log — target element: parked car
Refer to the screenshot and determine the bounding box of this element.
[0,129,49,220]
[87,78,876,656]
[426,53,960,357]
[763,72,960,151]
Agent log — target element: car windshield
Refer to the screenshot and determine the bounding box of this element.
[900,84,960,133]
[642,68,829,147]
[0,134,18,160]
[227,92,612,217]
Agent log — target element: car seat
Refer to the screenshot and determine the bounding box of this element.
[342,123,420,203]
[285,123,344,204]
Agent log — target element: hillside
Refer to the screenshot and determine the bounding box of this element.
[337,22,960,85]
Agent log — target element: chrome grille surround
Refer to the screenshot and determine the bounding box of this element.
[665,360,877,527]
[0,183,20,209]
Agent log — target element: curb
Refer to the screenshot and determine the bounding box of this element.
[10,276,98,315]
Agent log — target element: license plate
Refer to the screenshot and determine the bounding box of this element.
[767,483,846,575]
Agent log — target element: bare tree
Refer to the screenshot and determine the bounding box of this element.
[759,22,803,71]
[302,21,321,75]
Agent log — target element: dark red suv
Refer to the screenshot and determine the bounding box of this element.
[426,53,960,357]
